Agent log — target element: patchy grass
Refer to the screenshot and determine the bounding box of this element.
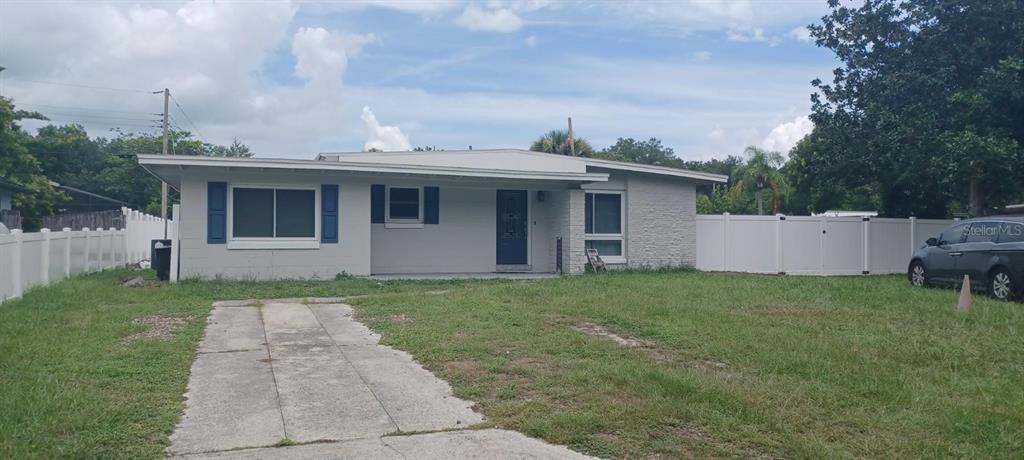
[0,270,456,459]
[2,269,1022,459]
[348,271,1024,459]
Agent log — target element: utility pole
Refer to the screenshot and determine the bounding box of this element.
[161,88,169,238]
[567,117,575,156]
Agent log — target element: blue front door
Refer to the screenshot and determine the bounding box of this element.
[496,190,528,265]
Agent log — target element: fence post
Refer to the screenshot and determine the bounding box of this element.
[862,217,871,275]
[776,214,786,274]
[722,212,730,271]
[40,228,51,284]
[11,229,23,299]
[63,228,72,278]
[108,227,117,269]
[83,227,91,272]
[818,215,826,275]
[908,217,916,258]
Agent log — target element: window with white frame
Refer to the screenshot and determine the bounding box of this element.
[387,186,422,222]
[585,191,624,260]
[231,186,316,242]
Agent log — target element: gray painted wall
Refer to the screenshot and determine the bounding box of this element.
[370,184,558,274]
[178,171,372,279]
[175,168,698,279]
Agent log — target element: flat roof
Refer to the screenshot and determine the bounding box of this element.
[137,154,610,190]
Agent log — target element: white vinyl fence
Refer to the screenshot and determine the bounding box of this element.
[696,214,956,275]
[0,207,171,303]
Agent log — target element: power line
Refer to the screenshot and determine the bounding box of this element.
[18,102,158,116]
[169,94,208,144]
[9,77,157,94]
[35,111,160,123]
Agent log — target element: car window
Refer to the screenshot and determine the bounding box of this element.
[997,223,1024,243]
[938,223,969,245]
[964,221,1000,243]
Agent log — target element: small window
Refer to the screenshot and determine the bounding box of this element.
[938,223,969,245]
[387,187,421,221]
[997,223,1024,243]
[964,222,999,243]
[232,187,315,239]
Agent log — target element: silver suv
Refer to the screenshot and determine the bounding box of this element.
[908,216,1024,300]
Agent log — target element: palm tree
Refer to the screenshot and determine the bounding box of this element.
[529,129,594,157]
[729,146,790,215]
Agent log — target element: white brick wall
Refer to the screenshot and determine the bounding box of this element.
[625,174,697,269]
[551,189,586,273]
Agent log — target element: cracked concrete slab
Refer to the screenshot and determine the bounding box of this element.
[172,429,594,459]
[168,298,591,459]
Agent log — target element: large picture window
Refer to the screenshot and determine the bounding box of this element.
[387,186,422,222]
[585,192,624,260]
[231,187,316,244]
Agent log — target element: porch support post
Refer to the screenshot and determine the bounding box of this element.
[563,189,587,274]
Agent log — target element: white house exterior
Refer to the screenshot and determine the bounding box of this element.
[138,149,726,279]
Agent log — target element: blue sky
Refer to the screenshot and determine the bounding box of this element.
[0,1,836,160]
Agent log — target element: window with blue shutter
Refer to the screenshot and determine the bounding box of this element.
[207,182,227,244]
[424,186,439,224]
[371,184,385,223]
[321,184,339,243]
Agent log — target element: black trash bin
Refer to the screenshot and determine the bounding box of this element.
[151,239,172,281]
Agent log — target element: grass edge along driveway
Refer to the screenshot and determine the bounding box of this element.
[2,269,1023,458]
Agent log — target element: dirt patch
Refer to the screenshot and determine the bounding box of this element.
[571,322,731,370]
[425,290,451,295]
[389,314,415,325]
[443,359,486,378]
[572,322,653,348]
[120,315,192,345]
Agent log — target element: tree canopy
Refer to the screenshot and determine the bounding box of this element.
[529,129,595,157]
[796,0,1024,217]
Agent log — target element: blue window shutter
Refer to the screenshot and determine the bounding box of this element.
[371,184,385,223]
[584,193,593,234]
[321,184,339,243]
[424,186,439,224]
[207,182,227,244]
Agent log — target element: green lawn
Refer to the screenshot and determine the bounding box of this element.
[1,269,1022,458]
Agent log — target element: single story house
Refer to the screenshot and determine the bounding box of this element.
[138,149,726,278]
[0,177,31,212]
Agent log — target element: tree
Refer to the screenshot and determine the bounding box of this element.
[805,0,1024,217]
[0,98,65,229]
[595,137,681,166]
[529,129,594,157]
[728,147,789,215]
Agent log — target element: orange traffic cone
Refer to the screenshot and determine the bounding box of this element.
[958,274,973,312]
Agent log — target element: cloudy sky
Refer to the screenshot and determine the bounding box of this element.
[0,0,835,160]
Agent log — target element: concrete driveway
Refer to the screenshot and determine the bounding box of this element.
[167,298,592,459]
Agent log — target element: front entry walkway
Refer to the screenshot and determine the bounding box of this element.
[167,298,592,459]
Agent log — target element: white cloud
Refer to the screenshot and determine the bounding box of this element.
[691,51,712,62]
[291,28,375,82]
[361,106,411,151]
[789,26,813,42]
[707,127,725,140]
[761,115,812,153]
[727,26,766,42]
[456,4,522,32]
[525,34,538,47]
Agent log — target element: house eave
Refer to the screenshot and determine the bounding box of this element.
[580,158,729,184]
[137,154,610,188]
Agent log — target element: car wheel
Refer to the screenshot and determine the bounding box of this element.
[908,261,927,287]
[988,268,1015,301]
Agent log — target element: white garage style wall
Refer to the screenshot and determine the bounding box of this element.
[696,214,957,275]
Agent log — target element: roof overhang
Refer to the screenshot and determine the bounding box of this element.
[581,158,728,184]
[137,154,609,190]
